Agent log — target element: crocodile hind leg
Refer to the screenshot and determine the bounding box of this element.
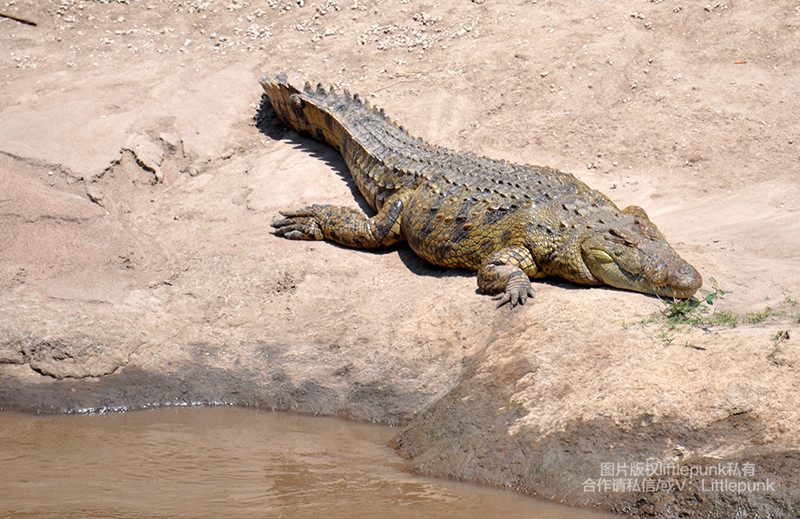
[271,191,408,248]
[477,246,537,308]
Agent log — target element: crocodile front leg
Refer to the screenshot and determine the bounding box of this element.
[271,191,408,249]
[477,246,537,308]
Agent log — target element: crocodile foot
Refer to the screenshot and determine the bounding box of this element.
[491,268,535,308]
[477,246,537,308]
[272,198,406,248]
[271,207,326,241]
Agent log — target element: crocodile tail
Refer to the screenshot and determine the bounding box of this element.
[259,72,352,150]
[259,73,431,210]
[259,72,310,132]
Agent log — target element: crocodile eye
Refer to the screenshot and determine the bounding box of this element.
[631,218,661,241]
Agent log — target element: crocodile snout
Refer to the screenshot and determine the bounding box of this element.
[669,262,703,298]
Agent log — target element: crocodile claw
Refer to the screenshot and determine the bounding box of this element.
[492,278,535,308]
[271,208,324,240]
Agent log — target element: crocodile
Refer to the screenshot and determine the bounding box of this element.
[262,73,702,307]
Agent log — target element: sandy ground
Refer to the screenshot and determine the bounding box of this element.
[1,1,800,517]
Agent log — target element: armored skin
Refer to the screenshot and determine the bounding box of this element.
[262,73,702,307]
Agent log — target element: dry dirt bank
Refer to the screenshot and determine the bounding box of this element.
[1,1,799,517]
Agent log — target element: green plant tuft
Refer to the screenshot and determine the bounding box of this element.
[659,277,731,326]
[767,330,790,366]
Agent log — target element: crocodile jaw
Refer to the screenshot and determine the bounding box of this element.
[583,248,702,299]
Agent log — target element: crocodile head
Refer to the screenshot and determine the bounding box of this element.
[580,205,702,299]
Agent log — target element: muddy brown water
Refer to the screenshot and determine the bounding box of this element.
[0,407,619,518]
